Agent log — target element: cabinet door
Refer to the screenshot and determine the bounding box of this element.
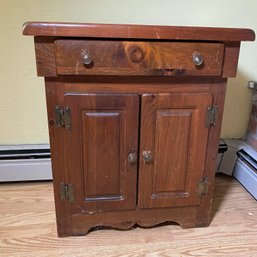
[64,94,139,212]
[138,93,213,208]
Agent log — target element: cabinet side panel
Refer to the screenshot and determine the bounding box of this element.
[45,80,72,236]
[195,79,227,226]
[222,42,240,78]
[35,37,57,77]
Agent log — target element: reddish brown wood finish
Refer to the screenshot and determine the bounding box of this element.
[23,22,255,42]
[45,79,214,235]
[24,22,255,237]
[138,93,212,209]
[222,42,241,77]
[45,81,72,236]
[34,37,57,77]
[55,40,224,76]
[30,37,243,78]
[64,93,139,212]
[195,80,227,227]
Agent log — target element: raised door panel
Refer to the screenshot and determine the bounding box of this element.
[64,93,139,212]
[82,110,123,202]
[154,109,192,193]
[138,93,213,208]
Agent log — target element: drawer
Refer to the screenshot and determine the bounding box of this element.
[54,40,224,76]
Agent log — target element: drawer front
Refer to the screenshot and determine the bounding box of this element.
[55,40,224,76]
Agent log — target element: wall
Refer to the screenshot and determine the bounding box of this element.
[0,0,256,144]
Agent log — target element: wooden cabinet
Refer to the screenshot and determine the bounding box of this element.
[23,22,255,236]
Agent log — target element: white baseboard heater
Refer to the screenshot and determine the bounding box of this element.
[0,144,52,182]
[233,146,257,200]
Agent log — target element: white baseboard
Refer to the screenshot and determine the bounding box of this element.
[0,144,52,182]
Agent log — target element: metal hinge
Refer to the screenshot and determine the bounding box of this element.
[60,182,74,202]
[55,106,71,129]
[205,106,218,128]
[197,177,208,196]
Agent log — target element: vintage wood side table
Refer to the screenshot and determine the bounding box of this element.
[23,22,255,236]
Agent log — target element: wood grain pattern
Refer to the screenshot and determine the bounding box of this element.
[195,80,227,227]
[23,22,255,42]
[82,110,122,198]
[55,40,224,76]
[31,39,245,79]
[71,206,198,235]
[26,23,255,78]
[138,93,212,209]
[154,109,192,192]
[1,175,257,257]
[34,37,57,77]
[44,77,229,235]
[44,79,216,235]
[63,93,139,213]
[48,76,213,94]
[24,23,255,237]
[222,42,241,77]
[45,81,73,236]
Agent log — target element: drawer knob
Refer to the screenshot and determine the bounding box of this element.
[142,150,153,162]
[128,150,137,163]
[192,52,204,66]
[81,49,92,65]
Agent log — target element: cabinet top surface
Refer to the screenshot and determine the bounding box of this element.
[23,22,255,42]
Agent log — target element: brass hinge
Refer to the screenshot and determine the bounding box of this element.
[55,106,71,129]
[60,182,74,202]
[197,177,208,196]
[205,106,218,128]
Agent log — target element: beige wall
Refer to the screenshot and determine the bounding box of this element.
[0,0,256,144]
